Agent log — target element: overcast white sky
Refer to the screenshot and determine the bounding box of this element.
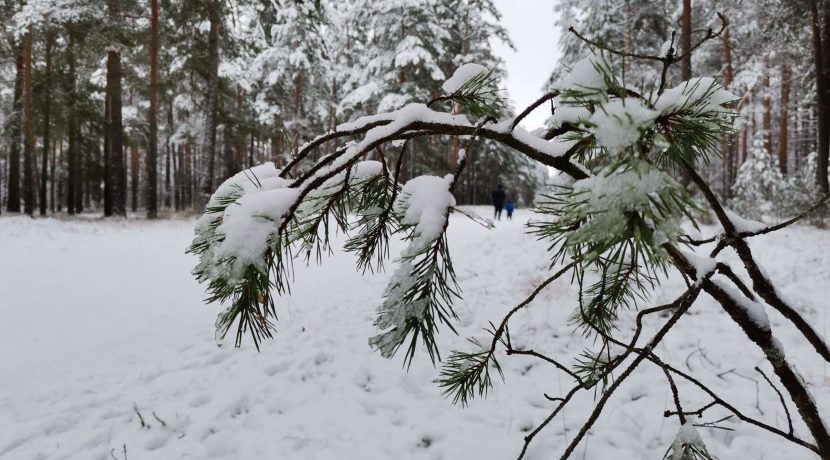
[490,0,561,129]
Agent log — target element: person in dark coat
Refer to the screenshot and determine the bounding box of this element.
[491,184,506,220]
[505,200,514,220]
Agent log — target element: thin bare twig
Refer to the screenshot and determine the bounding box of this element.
[755,366,794,435]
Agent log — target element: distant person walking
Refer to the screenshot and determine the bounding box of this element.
[491,184,506,220]
[505,200,514,220]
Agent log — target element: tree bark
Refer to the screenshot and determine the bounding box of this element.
[294,73,303,160]
[65,34,78,215]
[22,27,35,216]
[165,97,173,209]
[146,0,160,218]
[811,0,829,192]
[130,143,138,212]
[680,0,692,81]
[721,23,734,196]
[202,1,221,206]
[40,31,54,216]
[779,63,791,175]
[762,65,773,155]
[6,39,23,213]
[106,0,126,216]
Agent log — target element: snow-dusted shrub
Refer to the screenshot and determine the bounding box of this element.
[779,152,826,223]
[190,22,830,459]
[729,140,784,219]
[731,146,826,223]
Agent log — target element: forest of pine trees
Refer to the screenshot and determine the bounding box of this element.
[0,0,546,218]
[553,0,830,211]
[1,0,829,218]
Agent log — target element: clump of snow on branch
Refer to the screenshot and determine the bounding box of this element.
[664,422,712,460]
[442,63,488,94]
[192,163,295,285]
[570,166,681,246]
[712,279,771,331]
[653,77,737,114]
[553,54,608,93]
[589,97,657,154]
[395,174,456,247]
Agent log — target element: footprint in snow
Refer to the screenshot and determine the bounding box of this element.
[189,394,212,408]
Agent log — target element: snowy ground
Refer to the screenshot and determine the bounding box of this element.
[1,209,829,460]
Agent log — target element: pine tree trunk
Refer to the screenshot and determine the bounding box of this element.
[823,1,830,187]
[65,35,77,215]
[811,0,829,192]
[721,23,734,197]
[165,96,173,209]
[40,31,54,216]
[294,73,303,160]
[146,0,159,217]
[6,40,23,213]
[50,137,56,213]
[106,0,126,216]
[22,27,35,216]
[75,128,84,213]
[778,63,791,175]
[131,143,139,212]
[762,66,772,155]
[104,92,112,215]
[680,0,692,81]
[202,1,221,206]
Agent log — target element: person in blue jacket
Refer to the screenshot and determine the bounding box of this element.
[505,199,514,220]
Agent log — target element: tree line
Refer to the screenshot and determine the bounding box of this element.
[0,0,545,218]
[553,0,830,209]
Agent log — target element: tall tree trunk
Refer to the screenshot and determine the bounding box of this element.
[779,63,791,175]
[680,0,692,81]
[202,1,221,206]
[165,97,173,209]
[721,23,734,196]
[66,35,78,215]
[293,73,303,160]
[106,0,126,216]
[131,143,139,211]
[811,0,829,192]
[50,137,56,213]
[7,40,23,213]
[235,85,244,170]
[73,124,83,213]
[22,27,35,216]
[823,1,830,187]
[762,65,773,155]
[40,31,54,216]
[104,93,112,215]
[147,0,159,218]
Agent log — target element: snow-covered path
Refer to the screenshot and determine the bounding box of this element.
[1,211,828,459]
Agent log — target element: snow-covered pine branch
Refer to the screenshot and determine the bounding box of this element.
[190,37,830,458]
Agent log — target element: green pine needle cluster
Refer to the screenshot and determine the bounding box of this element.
[436,336,503,406]
[446,68,505,118]
[369,229,460,366]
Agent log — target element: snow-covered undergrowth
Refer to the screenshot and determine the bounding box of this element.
[1,212,828,459]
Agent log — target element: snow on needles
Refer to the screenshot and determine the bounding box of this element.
[196,163,296,283]
[653,77,737,114]
[553,54,607,92]
[442,63,487,94]
[669,423,709,460]
[396,174,456,247]
[589,97,657,154]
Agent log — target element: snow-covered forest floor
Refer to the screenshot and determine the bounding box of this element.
[1,209,829,459]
